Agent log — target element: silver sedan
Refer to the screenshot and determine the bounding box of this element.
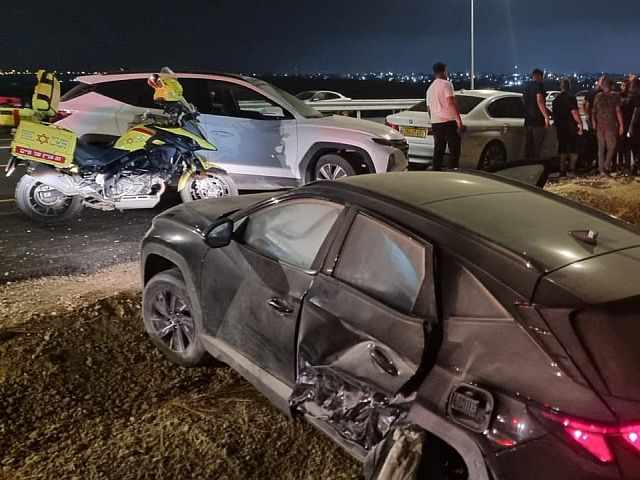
[386,90,557,169]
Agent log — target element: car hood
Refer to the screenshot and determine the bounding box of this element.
[156,192,276,235]
[301,114,405,140]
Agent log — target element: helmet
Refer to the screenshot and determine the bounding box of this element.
[148,73,183,102]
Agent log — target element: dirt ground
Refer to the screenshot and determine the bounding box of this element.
[1,175,639,480]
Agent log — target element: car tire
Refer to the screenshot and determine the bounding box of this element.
[314,153,357,181]
[477,141,507,171]
[15,175,84,224]
[142,269,211,366]
[179,172,238,203]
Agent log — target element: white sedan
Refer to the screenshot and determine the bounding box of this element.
[295,90,351,102]
[385,90,557,170]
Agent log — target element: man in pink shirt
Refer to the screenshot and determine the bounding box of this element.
[426,62,464,170]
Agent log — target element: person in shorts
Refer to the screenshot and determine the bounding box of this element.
[552,78,583,176]
[592,77,624,177]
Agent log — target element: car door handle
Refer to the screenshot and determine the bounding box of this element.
[369,345,398,376]
[267,297,293,315]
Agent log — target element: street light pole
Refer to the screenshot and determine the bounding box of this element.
[470,0,475,89]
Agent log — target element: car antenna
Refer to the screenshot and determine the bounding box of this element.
[568,229,598,246]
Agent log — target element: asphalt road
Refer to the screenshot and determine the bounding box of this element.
[0,197,184,284]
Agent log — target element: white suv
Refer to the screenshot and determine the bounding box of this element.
[55,72,408,190]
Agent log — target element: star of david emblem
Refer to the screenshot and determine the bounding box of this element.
[36,134,50,144]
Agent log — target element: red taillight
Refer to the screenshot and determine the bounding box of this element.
[385,120,399,131]
[52,109,72,123]
[564,426,614,463]
[621,426,640,454]
[542,411,640,463]
[427,127,434,136]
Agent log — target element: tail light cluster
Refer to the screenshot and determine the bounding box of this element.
[385,120,399,131]
[51,109,73,123]
[542,411,640,463]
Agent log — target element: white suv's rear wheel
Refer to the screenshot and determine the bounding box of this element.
[314,154,356,181]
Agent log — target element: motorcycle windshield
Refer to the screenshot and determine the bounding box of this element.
[182,118,205,139]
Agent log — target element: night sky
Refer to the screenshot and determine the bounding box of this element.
[3,0,639,74]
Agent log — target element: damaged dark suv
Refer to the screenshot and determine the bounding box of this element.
[140,171,640,479]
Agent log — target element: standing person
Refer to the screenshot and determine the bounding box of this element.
[592,77,624,177]
[582,76,604,170]
[583,76,605,127]
[523,68,550,161]
[617,80,634,174]
[552,78,584,176]
[426,62,464,171]
[627,77,640,174]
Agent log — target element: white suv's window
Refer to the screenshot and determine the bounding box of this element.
[205,81,292,120]
[242,199,343,270]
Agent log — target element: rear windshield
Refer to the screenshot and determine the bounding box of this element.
[409,101,427,112]
[573,297,640,400]
[60,82,95,101]
[409,96,483,115]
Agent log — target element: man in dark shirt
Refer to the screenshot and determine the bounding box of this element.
[523,68,550,160]
[552,78,583,176]
[581,76,605,170]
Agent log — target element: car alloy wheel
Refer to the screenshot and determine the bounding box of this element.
[314,153,357,181]
[478,141,507,171]
[142,269,210,366]
[149,289,195,353]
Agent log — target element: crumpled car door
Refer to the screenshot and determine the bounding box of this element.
[290,212,438,451]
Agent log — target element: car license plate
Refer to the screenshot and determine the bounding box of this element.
[401,127,427,138]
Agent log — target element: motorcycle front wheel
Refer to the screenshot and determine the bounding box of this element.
[15,175,83,224]
[179,172,238,203]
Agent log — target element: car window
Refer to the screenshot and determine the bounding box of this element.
[334,214,427,314]
[93,79,157,109]
[242,199,344,270]
[325,92,340,100]
[454,95,484,114]
[408,101,427,112]
[178,78,213,113]
[60,82,96,101]
[242,77,325,119]
[486,97,525,119]
[313,92,326,101]
[231,83,292,120]
[296,91,314,101]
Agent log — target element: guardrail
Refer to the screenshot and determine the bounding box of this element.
[309,99,422,118]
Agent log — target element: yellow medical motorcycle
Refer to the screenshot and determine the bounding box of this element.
[5,68,237,224]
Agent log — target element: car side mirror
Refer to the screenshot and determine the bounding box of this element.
[260,106,285,118]
[205,218,234,248]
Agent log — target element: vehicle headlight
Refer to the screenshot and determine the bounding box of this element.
[372,138,409,159]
